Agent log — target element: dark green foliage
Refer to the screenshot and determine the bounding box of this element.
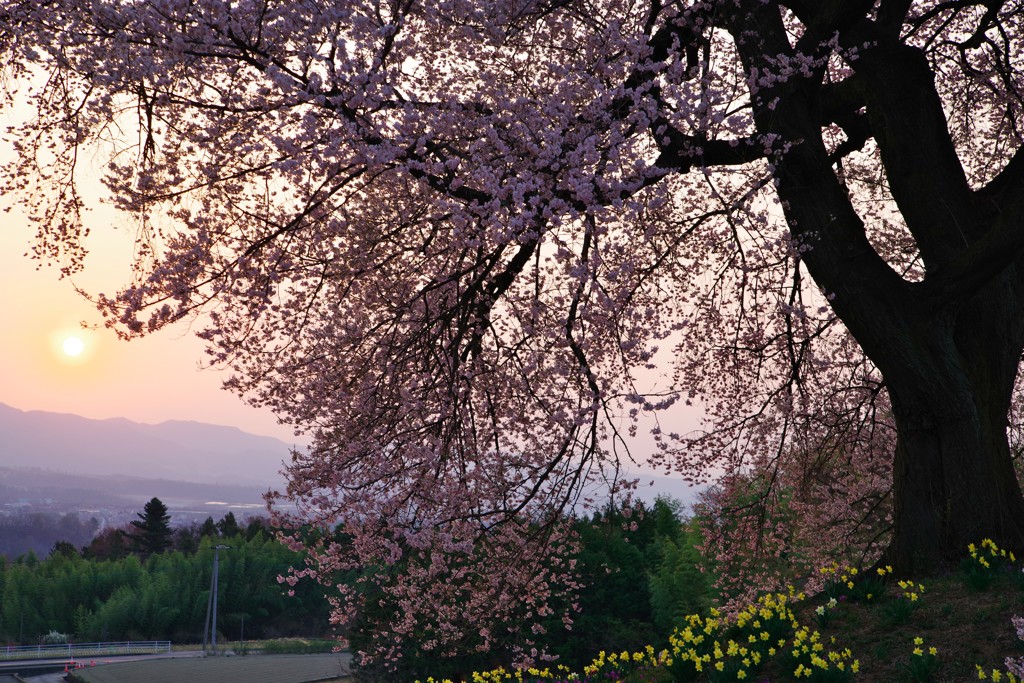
[217,512,241,538]
[0,535,330,645]
[348,496,715,681]
[83,527,130,561]
[244,516,270,541]
[173,522,203,554]
[126,498,173,559]
[200,516,219,538]
[648,522,714,633]
[0,513,98,560]
[174,512,257,553]
[50,541,80,559]
[559,504,660,661]
[0,499,712,669]
[537,497,715,671]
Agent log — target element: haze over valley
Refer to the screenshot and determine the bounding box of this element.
[0,402,299,555]
[0,402,701,558]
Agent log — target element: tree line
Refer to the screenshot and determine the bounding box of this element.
[0,513,99,560]
[0,495,712,680]
[76,498,272,561]
[1,531,328,645]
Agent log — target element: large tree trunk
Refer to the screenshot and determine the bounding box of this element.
[879,272,1024,574]
[757,59,1024,575]
[887,380,1024,573]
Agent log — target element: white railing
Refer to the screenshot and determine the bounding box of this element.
[0,641,172,661]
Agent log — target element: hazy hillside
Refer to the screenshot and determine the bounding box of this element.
[0,402,704,512]
[0,402,296,486]
[0,403,700,562]
[0,465,272,509]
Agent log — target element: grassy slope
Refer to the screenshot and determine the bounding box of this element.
[618,564,1024,683]
[792,570,1024,682]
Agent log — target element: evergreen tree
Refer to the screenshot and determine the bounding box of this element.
[173,523,202,554]
[126,498,172,559]
[199,516,219,538]
[50,541,79,558]
[244,516,269,541]
[217,512,241,538]
[648,525,714,634]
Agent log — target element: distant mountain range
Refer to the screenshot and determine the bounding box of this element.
[0,402,295,487]
[0,402,704,514]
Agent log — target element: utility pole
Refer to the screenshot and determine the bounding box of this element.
[202,544,231,654]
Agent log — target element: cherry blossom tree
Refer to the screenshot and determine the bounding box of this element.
[4,0,1024,664]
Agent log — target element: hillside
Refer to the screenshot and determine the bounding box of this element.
[0,402,296,486]
[0,402,703,509]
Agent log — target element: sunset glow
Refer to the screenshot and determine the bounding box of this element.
[51,328,94,364]
[62,335,85,357]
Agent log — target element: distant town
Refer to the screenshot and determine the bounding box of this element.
[0,467,274,558]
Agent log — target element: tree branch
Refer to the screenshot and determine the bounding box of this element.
[978,144,1024,207]
[920,190,1024,305]
[653,125,766,172]
[844,29,978,266]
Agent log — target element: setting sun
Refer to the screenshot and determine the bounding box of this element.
[62,335,85,357]
[50,328,95,366]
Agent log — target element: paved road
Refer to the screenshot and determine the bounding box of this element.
[3,651,351,683]
[71,653,351,683]
[0,650,206,682]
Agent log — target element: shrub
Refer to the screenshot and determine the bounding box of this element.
[261,638,338,654]
[42,630,69,645]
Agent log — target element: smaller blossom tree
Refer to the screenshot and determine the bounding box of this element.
[1006,616,1024,679]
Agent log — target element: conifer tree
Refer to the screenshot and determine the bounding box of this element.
[199,517,219,538]
[126,498,172,559]
[217,512,241,538]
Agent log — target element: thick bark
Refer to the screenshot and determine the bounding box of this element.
[880,271,1024,574]
[887,390,1024,574]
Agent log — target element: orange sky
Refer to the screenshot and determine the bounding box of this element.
[0,219,700,485]
[0,211,300,442]
[0,79,310,443]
